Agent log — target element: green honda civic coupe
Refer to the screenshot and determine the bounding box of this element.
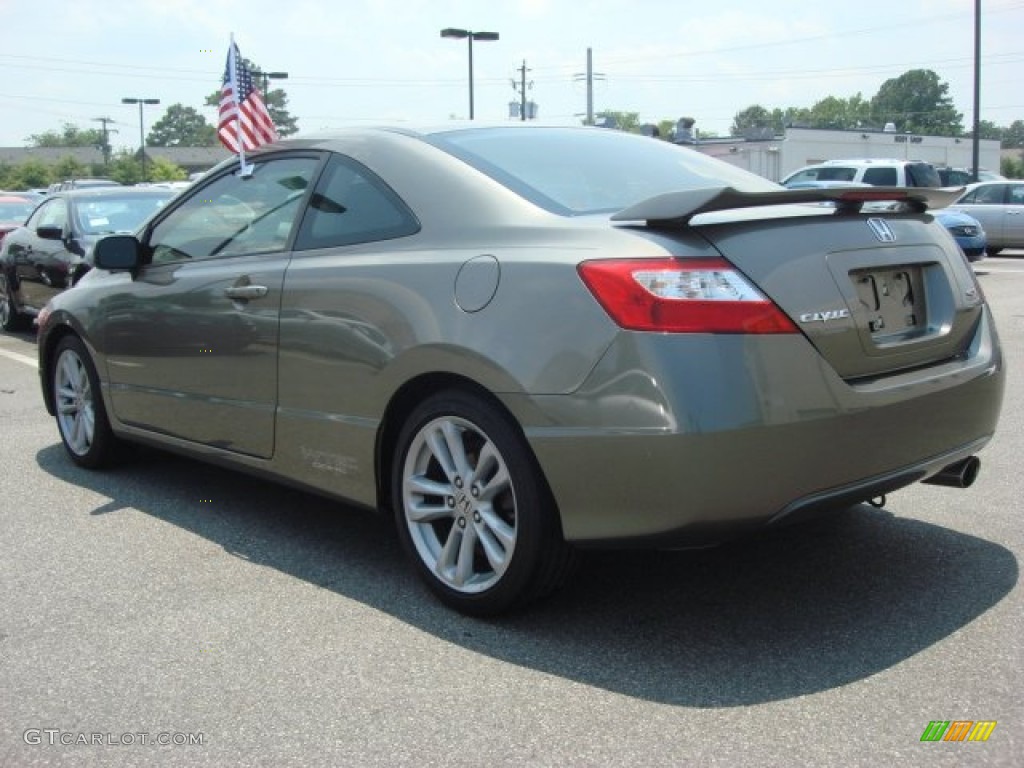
[35,125,1005,615]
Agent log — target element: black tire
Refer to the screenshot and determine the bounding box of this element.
[0,272,30,332]
[52,335,121,469]
[985,246,1003,257]
[392,389,575,616]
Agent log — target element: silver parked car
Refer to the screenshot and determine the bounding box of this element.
[36,126,1005,615]
[948,180,1024,256]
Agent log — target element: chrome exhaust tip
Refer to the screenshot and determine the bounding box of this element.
[922,456,981,489]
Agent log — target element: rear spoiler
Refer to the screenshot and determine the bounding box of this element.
[610,185,964,226]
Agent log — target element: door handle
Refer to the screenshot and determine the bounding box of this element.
[223,285,268,300]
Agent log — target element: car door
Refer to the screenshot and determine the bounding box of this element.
[101,154,322,458]
[1005,183,1024,247]
[954,184,1008,244]
[10,197,73,311]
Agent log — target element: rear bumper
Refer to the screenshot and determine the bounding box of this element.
[511,308,1004,546]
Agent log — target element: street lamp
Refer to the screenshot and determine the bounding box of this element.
[440,28,499,119]
[252,69,288,95]
[121,97,160,182]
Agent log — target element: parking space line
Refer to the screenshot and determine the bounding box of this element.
[0,347,38,368]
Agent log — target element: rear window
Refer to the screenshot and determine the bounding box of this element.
[0,200,34,221]
[426,127,779,215]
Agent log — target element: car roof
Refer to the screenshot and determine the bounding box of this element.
[53,187,175,199]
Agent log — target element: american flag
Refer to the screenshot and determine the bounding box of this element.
[218,40,278,154]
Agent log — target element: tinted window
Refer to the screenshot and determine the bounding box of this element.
[146,156,318,263]
[906,163,941,187]
[967,185,1006,205]
[427,127,779,215]
[862,167,898,186]
[294,155,419,249]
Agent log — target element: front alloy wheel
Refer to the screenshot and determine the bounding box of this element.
[0,273,29,332]
[394,390,574,615]
[52,336,119,468]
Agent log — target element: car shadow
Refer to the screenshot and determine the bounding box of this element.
[37,443,1018,708]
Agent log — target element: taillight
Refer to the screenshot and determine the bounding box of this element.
[577,258,798,334]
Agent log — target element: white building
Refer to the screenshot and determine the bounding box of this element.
[691,127,1001,182]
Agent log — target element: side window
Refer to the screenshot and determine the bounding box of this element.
[862,168,898,186]
[974,185,1005,204]
[146,156,319,264]
[29,198,67,231]
[1009,185,1024,205]
[295,155,419,250]
[788,169,820,183]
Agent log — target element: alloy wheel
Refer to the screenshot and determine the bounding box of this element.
[55,347,96,457]
[401,415,518,594]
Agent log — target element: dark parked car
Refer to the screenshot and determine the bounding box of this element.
[1,187,173,330]
[35,126,1005,615]
[948,181,1024,256]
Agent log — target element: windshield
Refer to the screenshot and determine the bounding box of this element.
[426,127,779,215]
[74,194,172,235]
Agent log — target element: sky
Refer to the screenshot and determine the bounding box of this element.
[0,0,1021,150]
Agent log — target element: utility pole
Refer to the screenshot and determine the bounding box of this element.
[573,48,605,125]
[92,117,117,165]
[512,60,532,121]
[971,0,981,181]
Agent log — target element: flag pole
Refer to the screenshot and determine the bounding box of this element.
[228,34,253,176]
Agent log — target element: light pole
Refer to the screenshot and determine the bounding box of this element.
[252,69,288,96]
[440,28,499,119]
[121,97,160,182]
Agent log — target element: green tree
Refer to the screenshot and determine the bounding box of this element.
[205,58,299,137]
[107,151,143,185]
[806,94,872,130]
[26,122,105,148]
[148,157,188,181]
[656,119,676,140]
[871,69,963,136]
[147,104,217,147]
[52,156,91,182]
[730,105,784,136]
[9,158,53,188]
[969,120,1003,141]
[1001,153,1023,179]
[1002,120,1024,148]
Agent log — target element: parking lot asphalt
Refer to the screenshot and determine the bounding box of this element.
[1,254,1022,768]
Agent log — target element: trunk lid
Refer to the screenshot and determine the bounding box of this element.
[694,208,984,379]
[612,187,982,380]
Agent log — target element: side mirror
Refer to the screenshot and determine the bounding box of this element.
[93,234,142,271]
[36,225,63,240]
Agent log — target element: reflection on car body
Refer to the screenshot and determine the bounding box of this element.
[0,187,173,331]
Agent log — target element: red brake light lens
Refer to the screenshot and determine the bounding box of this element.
[577,258,798,334]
